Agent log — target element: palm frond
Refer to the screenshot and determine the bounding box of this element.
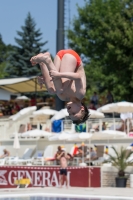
[107,146,133,175]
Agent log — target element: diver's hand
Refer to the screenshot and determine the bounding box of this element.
[37,76,45,89]
[49,70,60,79]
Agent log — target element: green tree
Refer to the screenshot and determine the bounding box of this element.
[0,34,13,78]
[68,0,133,101]
[5,12,48,77]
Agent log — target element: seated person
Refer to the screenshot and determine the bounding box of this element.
[92,124,99,132]
[92,122,107,132]
[78,144,88,156]
[85,147,98,161]
[88,102,96,110]
[74,147,84,157]
[102,122,107,130]
[0,149,10,159]
[109,120,127,132]
[116,120,126,132]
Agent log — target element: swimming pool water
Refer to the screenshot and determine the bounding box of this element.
[0,197,130,200]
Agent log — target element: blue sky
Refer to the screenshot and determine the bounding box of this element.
[0,0,85,56]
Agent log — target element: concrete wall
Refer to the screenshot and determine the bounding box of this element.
[101,165,133,187]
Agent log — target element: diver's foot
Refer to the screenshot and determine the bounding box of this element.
[30,52,51,65]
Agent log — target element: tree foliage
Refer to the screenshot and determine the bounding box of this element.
[107,146,133,177]
[0,34,13,78]
[5,12,48,77]
[68,0,133,101]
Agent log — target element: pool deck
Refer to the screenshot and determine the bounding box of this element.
[0,187,133,199]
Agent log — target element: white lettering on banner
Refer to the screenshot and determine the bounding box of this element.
[8,171,17,186]
[25,171,32,184]
[7,169,71,187]
[17,171,25,181]
[42,171,51,186]
[33,171,42,186]
[51,171,59,186]
[17,171,32,184]
[0,170,7,185]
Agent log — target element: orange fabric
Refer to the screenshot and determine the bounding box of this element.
[57,49,81,67]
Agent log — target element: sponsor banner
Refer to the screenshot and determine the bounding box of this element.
[0,166,100,188]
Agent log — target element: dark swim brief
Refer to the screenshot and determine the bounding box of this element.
[56,49,81,67]
[60,168,67,176]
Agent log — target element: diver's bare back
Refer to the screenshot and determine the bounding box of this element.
[58,64,86,101]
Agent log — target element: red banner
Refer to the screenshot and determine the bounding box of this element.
[0,166,100,188]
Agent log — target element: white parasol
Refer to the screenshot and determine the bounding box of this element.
[98,102,133,113]
[33,108,58,116]
[51,108,105,122]
[98,101,133,133]
[15,96,30,101]
[89,109,105,118]
[91,130,127,140]
[22,129,52,138]
[51,109,68,121]
[120,113,132,121]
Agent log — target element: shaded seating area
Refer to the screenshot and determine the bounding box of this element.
[43,145,56,165]
[32,150,44,165]
[6,148,35,165]
[90,145,105,165]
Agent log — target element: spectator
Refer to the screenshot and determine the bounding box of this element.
[90,92,99,106]
[74,147,84,157]
[90,147,98,160]
[106,91,114,104]
[0,149,10,159]
[59,151,68,188]
[30,95,36,106]
[14,102,20,111]
[0,104,5,116]
[102,122,107,130]
[109,120,127,132]
[55,146,73,165]
[85,147,98,161]
[55,146,63,165]
[12,102,20,114]
[88,102,96,110]
[92,122,107,132]
[100,95,106,106]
